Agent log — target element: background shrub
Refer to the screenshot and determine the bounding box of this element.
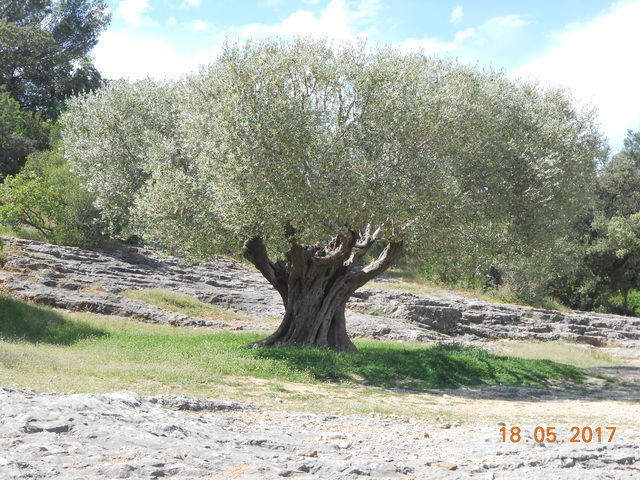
[0,146,109,247]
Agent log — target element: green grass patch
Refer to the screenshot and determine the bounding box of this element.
[0,225,46,241]
[472,290,569,312]
[1,295,595,401]
[251,342,586,390]
[0,295,109,345]
[120,289,245,321]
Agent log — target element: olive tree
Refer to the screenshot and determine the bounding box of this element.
[63,78,182,236]
[63,39,605,351]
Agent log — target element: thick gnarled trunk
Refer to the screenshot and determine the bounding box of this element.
[243,226,403,352]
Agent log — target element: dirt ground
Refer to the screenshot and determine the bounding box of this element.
[211,356,640,431]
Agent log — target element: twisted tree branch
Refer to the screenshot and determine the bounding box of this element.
[350,241,404,288]
[243,236,289,303]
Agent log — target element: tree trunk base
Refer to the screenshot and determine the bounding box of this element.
[243,229,403,353]
[247,298,358,353]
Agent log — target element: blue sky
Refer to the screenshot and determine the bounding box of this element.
[93,0,640,152]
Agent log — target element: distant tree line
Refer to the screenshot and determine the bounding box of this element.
[548,131,640,314]
[0,0,110,177]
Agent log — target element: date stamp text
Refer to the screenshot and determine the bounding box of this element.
[500,426,617,444]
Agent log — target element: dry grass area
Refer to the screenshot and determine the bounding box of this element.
[368,271,571,312]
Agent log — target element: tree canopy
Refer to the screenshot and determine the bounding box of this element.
[63,38,606,350]
[0,92,28,175]
[586,130,640,312]
[0,0,110,119]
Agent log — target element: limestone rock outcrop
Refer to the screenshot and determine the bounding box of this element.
[2,236,639,355]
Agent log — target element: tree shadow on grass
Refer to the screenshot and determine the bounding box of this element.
[250,342,586,391]
[0,295,108,345]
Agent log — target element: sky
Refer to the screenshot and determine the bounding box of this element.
[93,0,640,153]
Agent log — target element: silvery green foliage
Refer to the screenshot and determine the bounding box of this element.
[63,38,606,265]
[63,79,185,238]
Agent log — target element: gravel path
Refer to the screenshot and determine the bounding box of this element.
[1,388,639,479]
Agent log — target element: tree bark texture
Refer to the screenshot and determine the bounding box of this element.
[243,226,403,352]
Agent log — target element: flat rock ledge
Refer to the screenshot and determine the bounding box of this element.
[2,236,640,355]
[1,388,639,479]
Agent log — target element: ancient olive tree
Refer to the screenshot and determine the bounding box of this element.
[63,39,605,351]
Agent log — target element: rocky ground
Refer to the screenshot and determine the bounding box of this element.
[1,236,639,478]
[2,236,640,353]
[0,389,640,480]
[1,388,639,479]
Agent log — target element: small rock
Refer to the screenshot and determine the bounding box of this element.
[299,450,318,457]
[576,335,605,347]
[561,458,575,468]
[21,424,44,434]
[433,462,458,471]
[45,424,71,433]
[105,464,136,479]
[349,468,370,476]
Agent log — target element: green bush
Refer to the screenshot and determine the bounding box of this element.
[0,171,65,238]
[0,147,109,247]
[28,149,109,246]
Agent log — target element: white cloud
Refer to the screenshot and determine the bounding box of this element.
[515,1,640,151]
[398,26,477,55]
[167,16,177,26]
[464,13,528,51]
[191,19,210,33]
[450,5,463,24]
[182,0,201,6]
[398,12,530,56]
[236,0,381,41]
[93,31,206,80]
[481,13,528,30]
[352,0,381,21]
[116,0,150,27]
[455,27,475,42]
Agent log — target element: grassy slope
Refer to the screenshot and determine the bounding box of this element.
[121,289,249,322]
[2,293,619,397]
